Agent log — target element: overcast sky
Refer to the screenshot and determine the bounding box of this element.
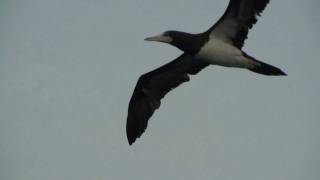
[0,0,319,179]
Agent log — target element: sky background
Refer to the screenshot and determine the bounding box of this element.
[0,0,319,179]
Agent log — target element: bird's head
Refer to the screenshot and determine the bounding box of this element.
[144,31,175,44]
[145,31,203,55]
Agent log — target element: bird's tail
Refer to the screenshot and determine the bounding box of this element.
[244,53,287,76]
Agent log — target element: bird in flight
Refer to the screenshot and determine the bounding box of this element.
[126,0,286,145]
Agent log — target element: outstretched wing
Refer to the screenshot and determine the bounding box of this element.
[208,0,270,48]
[126,53,208,145]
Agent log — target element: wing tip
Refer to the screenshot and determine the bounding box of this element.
[127,135,136,145]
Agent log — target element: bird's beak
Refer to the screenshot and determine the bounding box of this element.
[144,34,172,43]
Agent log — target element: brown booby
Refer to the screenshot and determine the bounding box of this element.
[127,0,286,145]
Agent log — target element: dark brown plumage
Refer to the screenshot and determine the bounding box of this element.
[127,54,208,145]
[127,0,284,145]
[207,0,270,48]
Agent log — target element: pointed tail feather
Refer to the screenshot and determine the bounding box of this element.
[243,53,286,76]
[249,59,286,76]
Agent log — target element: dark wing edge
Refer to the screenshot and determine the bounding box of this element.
[126,53,208,145]
[207,0,270,49]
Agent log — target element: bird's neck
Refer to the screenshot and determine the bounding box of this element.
[172,32,209,56]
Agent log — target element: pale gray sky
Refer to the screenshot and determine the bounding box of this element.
[0,0,319,179]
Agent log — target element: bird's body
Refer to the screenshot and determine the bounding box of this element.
[195,37,253,68]
[126,0,286,145]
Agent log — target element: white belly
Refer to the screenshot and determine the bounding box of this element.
[195,39,251,68]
